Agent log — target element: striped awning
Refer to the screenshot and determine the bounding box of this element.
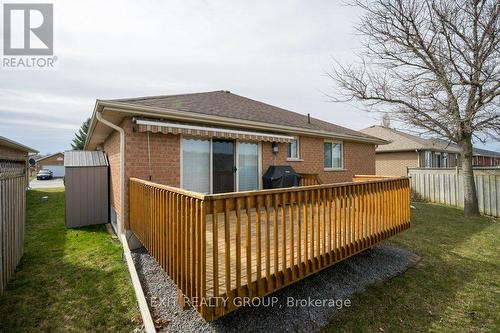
[135,119,295,143]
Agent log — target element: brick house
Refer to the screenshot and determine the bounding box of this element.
[471,148,500,167]
[35,152,65,177]
[84,91,386,232]
[360,125,500,176]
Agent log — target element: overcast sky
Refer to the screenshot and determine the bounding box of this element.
[1,0,498,154]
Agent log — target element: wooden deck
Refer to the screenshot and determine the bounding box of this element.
[129,176,411,320]
[205,206,401,298]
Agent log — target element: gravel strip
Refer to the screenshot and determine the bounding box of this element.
[131,245,419,333]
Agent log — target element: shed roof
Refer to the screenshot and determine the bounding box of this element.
[64,150,108,167]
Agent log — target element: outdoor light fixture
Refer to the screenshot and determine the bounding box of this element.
[272,142,279,154]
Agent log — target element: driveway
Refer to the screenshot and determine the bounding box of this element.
[29,178,65,189]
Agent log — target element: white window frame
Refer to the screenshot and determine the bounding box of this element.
[180,136,262,194]
[323,139,344,171]
[287,137,301,160]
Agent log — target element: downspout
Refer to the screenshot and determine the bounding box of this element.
[95,112,156,333]
[95,110,125,238]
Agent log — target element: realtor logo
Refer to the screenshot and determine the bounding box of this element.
[3,3,53,56]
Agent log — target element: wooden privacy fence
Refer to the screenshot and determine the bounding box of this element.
[129,176,411,320]
[0,159,27,294]
[408,167,500,217]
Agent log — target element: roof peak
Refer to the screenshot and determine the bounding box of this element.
[102,90,231,103]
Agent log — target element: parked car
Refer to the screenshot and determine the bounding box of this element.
[36,169,53,180]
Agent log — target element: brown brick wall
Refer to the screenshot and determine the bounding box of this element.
[123,120,180,187]
[103,127,122,222]
[261,136,376,183]
[374,151,419,176]
[102,118,181,228]
[101,119,376,227]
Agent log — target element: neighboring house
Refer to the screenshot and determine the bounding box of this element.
[471,147,500,167]
[0,136,37,294]
[84,90,386,228]
[35,152,65,177]
[360,125,500,176]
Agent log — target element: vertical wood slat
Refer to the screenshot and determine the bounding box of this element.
[0,161,29,295]
[273,193,280,287]
[224,198,231,311]
[244,196,252,299]
[235,198,242,296]
[296,191,303,278]
[407,168,500,218]
[280,192,287,284]
[303,191,309,275]
[128,176,410,322]
[264,195,272,292]
[310,190,316,271]
[289,191,295,280]
[255,195,262,294]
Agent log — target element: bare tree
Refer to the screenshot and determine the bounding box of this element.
[328,0,500,216]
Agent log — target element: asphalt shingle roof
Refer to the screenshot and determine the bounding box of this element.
[361,126,500,157]
[360,126,460,153]
[105,91,380,141]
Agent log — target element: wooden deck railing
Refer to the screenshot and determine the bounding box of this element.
[128,181,208,317]
[352,175,398,182]
[298,173,322,186]
[129,176,411,321]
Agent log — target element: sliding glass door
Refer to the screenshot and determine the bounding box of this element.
[181,138,260,193]
[237,142,259,191]
[182,138,210,193]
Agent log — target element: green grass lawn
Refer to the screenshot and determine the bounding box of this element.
[0,189,141,332]
[325,202,499,332]
[1,190,498,332]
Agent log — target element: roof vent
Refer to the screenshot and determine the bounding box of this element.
[224,90,231,93]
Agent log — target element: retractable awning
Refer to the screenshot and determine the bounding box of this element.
[135,119,295,143]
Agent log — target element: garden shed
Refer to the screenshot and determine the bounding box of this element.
[64,150,109,228]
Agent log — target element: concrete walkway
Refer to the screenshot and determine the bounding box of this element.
[29,178,64,189]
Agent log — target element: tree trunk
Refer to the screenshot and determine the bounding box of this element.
[459,137,480,217]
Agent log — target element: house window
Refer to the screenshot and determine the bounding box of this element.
[182,138,211,193]
[287,137,300,159]
[324,141,343,169]
[425,151,432,168]
[443,153,449,168]
[434,152,442,168]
